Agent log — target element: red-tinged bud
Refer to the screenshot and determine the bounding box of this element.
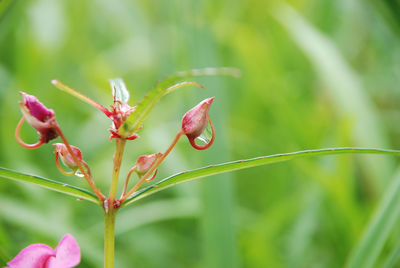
[181,97,215,150]
[17,92,58,145]
[135,153,162,176]
[53,143,83,172]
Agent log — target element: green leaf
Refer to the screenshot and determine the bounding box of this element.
[274,3,392,191]
[383,242,400,268]
[122,147,400,207]
[0,167,101,205]
[118,67,240,138]
[346,168,400,268]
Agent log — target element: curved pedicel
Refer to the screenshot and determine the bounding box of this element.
[15,117,45,149]
[55,152,75,176]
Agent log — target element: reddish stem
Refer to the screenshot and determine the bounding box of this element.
[146,169,158,182]
[120,130,184,203]
[55,152,75,176]
[54,123,106,201]
[82,160,92,178]
[120,166,136,199]
[15,117,44,149]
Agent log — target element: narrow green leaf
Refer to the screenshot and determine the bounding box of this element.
[274,3,392,191]
[122,147,400,207]
[118,67,240,138]
[0,167,101,205]
[383,242,400,268]
[346,168,400,268]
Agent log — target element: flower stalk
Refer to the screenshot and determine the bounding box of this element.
[54,124,106,201]
[108,138,126,207]
[15,117,45,149]
[103,138,127,268]
[120,130,184,202]
[120,167,136,198]
[104,209,116,268]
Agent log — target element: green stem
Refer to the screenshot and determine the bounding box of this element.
[109,138,126,204]
[103,138,126,268]
[104,210,116,268]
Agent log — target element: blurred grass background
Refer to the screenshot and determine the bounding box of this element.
[1,0,400,267]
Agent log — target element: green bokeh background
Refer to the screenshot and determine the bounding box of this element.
[1,0,400,267]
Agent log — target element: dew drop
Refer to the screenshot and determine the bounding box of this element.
[75,171,84,178]
[194,120,213,146]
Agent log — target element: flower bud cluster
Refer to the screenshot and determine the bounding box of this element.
[16,81,217,207]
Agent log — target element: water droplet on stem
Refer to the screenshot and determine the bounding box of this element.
[75,171,84,178]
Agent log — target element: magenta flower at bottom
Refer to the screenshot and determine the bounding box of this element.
[7,234,80,268]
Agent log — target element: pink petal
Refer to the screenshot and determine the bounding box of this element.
[7,243,54,268]
[46,234,80,268]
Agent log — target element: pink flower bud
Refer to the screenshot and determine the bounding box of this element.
[181,97,215,150]
[53,143,83,171]
[18,92,58,143]
[135,153,162,176]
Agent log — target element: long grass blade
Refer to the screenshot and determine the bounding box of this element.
[346,168,400,268]
[274,3,392,191]
[122,147,400,207]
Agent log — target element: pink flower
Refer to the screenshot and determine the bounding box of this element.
[18,92,58,144]
[181,97,215,150]
[7,234,81,268]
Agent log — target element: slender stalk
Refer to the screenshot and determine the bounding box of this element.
[104,209,116,268]
[15,117,44,149]
[54,124,106,201]
[52,80,112,116]
[120,167,136,198]
[108,138,126,204]
[55,152,75,176]
[103,138,126,268]
[120,130,183,202]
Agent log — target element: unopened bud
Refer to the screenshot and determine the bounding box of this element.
[181,97,215,150]
[19,92,58,143]
[53,143,83,171]
[135,153,162,176]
